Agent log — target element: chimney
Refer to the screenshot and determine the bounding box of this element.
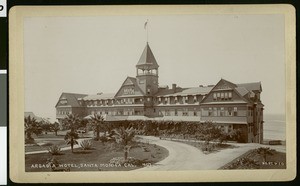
[172,84,176,92]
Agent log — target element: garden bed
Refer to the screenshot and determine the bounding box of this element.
[220,148,286,169]
[25,140,168,172]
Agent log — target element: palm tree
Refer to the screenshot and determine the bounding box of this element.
[51,122,60,136]
[257,147,275,162]
[62,114,80,132]
[89,113,105,140]
[64,131,79,153]
[24,115,42,141]
[112,127,136,160]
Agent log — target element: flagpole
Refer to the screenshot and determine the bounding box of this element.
[145,19,149,43]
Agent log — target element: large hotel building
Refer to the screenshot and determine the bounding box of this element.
[56,43,264,143]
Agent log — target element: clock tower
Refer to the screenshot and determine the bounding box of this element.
[136,43,159,96]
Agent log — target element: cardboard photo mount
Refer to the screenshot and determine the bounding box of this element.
[9,5,296,183]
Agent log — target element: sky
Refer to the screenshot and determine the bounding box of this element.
[24,14,285,121]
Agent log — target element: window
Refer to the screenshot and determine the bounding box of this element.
[183,109,188,116]
[213,93,217,100]
[165,110,170,116]
[228,107,232,116]
[175,109,178,116]
[213,107,217,116]
[60,98,67,105]
[221,93,224,100]
[194,108,197,116]
[224,92,228,100]
[217,93,220,98]
[208,107,213,116]
[233,107,238,116]
[147,88,151,94]
[228,92,232,99]
[186,96,189,103]
[220,107,224,116]
[194,96,197,103]
[147,97,151,102]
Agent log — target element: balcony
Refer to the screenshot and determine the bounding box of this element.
[200,116,247,124]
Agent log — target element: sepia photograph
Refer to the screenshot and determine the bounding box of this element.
[9,5,296,182]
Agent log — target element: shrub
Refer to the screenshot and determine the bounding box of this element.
[80,139,93,150]
[99,136,108,143]
[25,138,35,144]
[48,145,62,155]
[109,157,149,166]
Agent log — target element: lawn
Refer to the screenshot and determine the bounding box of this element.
[25,139,69,153]
[25,139,169,172]
[220,148,286,169]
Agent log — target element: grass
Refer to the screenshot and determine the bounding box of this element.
[25,140,68,152]
[220,148,286,169]
[25,140,169,172]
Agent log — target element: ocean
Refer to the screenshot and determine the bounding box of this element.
[263,114,286,141]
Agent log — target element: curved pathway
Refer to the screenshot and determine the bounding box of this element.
[135,136,269,171]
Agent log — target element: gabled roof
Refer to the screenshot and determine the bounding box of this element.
[201,78,262,104]
[83,93,115,101]
[211,78,237,91]
[55,92,87,108]
[114,76,146,97]
[136,43,159,69]
[155,86,212,97]
[24,112,47,122]
[235,87,249,97]
[237,82,262,92]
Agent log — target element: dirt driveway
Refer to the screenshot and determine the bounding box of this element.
[136,136,270,171]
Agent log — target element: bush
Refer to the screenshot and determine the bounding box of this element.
[80,139,93,150]
[201,142,215,153]
[48,145,62,155]
[109,157,149,166]
[25,138,35,144]
[99,136,108,143]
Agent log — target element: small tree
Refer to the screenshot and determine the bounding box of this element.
[41,121,51,134]
[24,115,42,142]
[64,131,79,153]
[257,147,275,162]
[89,114,106,140]
[62,114,81,132]
[112,127,136,160]
[51,122,60,136]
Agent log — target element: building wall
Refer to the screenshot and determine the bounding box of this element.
[136,75,159,95]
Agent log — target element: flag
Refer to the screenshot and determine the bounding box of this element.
[144,20,148,29]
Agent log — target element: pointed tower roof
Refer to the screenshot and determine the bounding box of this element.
[136,43,159,69]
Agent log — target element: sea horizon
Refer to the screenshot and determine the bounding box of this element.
[263,113,285,141]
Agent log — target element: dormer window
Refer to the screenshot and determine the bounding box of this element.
[193,96,197,103]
